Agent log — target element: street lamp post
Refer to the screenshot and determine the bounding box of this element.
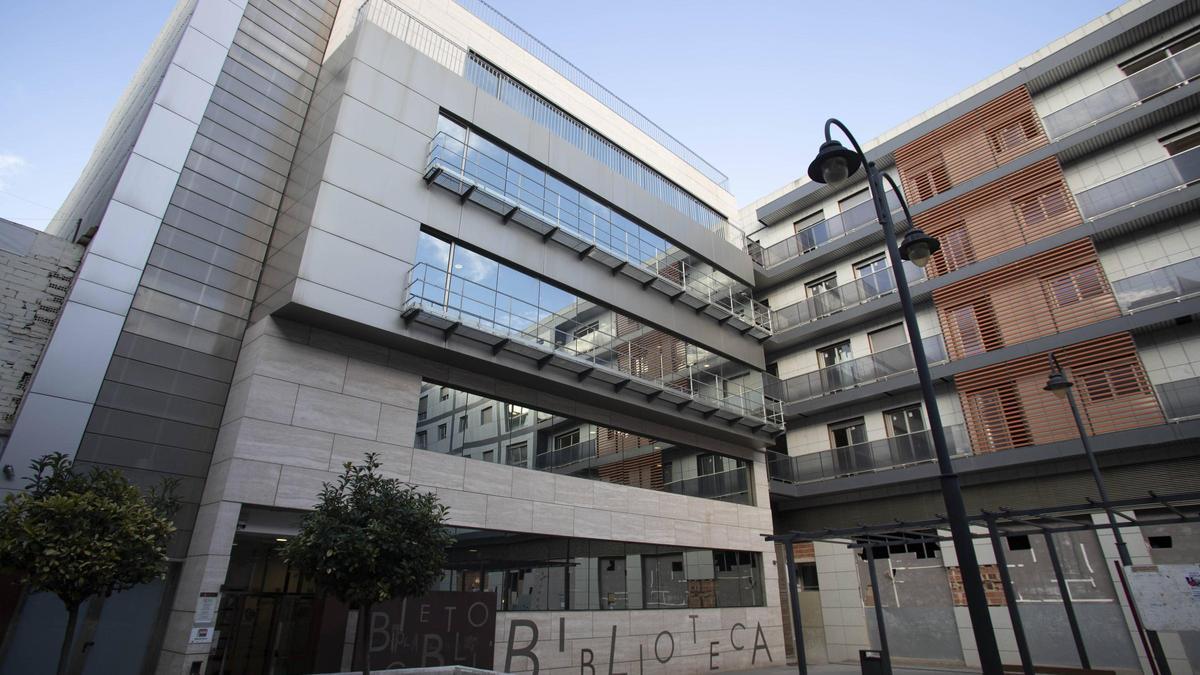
[807,118,1004,674]
[1044,355,1172,674]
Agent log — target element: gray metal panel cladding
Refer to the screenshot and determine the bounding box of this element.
[74,0,342,556]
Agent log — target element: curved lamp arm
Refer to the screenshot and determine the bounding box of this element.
[880,172,916,230]
[825,118,869,164]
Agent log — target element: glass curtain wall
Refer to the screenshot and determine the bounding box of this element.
[416,380,755,505]
[409,231,773,422]
[430,115,757,311]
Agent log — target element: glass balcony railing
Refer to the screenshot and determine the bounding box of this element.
[425,132,773,335]
[777,335,948,404]
[663,466,753,505]
[403,263,785,427]
[771,263,927,333]
[1042,43,1200,141]
[1112,256,1200,313]
[534,439,598,470]
[1074,145,1200,220]
[746,191,902,268]
[767,424,971,485]
[1155,376,1200,421]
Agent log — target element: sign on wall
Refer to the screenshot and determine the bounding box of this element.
[366,591,497,669]
[1126,564,1200,631]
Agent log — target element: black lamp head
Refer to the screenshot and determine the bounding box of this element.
[1044,369,1073,399]
[807,139,862,185]
[899,228,941,268]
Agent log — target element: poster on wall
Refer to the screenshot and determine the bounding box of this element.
[1125,564,1200,631]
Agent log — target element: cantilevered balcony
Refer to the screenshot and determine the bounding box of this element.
[767,424,971,485]
[1113,256,1200,313]
[777,335,948,404]
[401,263,784,430]
[770,262,927,332]
[1042,42,1200,141]
[746,191,902,269]
[424,133,773,338]
[1075,145,1200,220]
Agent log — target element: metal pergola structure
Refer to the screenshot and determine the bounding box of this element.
[767,490,1200,675]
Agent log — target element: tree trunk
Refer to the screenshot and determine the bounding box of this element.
[67,594,107,675]
[56,602,80,675]
[357,603,372,675]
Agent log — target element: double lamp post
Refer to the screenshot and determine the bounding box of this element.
[805,118,1005,673]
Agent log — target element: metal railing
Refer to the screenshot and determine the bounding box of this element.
[770,262,927,333]
[403,263,784,426]
[663,466,753,505]
[1112,256,1200,313]
[356,0,734,240]
[777,335,949,404]
[746,191,902,268]
[425,132,772,334]
[1043,42,1200,141]
[767,424,971,485]
[1074,145,1200,220]
[450,0,730,189]
[534,439,597,470]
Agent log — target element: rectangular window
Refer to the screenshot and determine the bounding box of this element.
[855,254,894,298]
[415,431,427,450]
[555,429,581,451]
[793,210,825,235]
[506,442,528,466]
[797,562,820,591]
[480,406,493,425]
[437,423,447,440]
[482,449,494,463]
[1014,184,1071,227]
[1078,363,1146,401]
[828,417,866,448]
[987,112,1039,155]
[867,323,906,353]
[696,454,720,476]
[418,395,428,421]
[1007,535,1032,551]
[793,210,828,252]
[506,406,529,431]
[947,299,1001,356]
[934,224,976,275]
[838,188,872,213]
[907,155,951,201]
[805,273,838,298]
[1045,264,1105,307]
[816,340,852,368]
[968,384,1029,452]
[458,415,468,433]
[439,386,449,401]
[1148,535,1173,549]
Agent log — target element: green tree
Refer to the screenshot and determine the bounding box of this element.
[0,453,178,675]
[283,452,452,675]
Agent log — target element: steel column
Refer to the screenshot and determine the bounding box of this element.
[985,516,1034,675]
[1042,530,1090,669]
[783,540,807,675]
[864,544,893,675]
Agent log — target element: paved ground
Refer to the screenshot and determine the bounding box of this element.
[727,663,980,675]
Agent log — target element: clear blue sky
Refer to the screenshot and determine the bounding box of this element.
[0,0,1120,230]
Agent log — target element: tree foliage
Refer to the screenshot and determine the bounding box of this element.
[0,452,178,608]
[283,452,453,607]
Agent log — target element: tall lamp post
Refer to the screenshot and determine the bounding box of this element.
[807,119,1004,674]
[1044,355,1172,674]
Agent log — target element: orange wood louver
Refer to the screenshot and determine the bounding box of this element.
[895,87,1048,204]
[597,450,664,490]
[934,239,1120,360]
[955,332,1163,454]
[919,158,1081,277]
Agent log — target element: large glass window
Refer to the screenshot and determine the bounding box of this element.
[439,528,763,612]
[416,381,754,505]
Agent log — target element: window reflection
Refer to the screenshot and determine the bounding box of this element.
[436,528,764,611]
[416,380,754,505]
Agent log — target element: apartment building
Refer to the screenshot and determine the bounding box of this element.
[0,0,784,673]
[743,0,1200,671]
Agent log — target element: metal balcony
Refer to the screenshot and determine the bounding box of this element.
[1075,145,1200,221]
[776,335,948,404]
[767,424,971,485]
[770,262,927,333]
[746,191,902,269]
[1042,42,1200,141]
